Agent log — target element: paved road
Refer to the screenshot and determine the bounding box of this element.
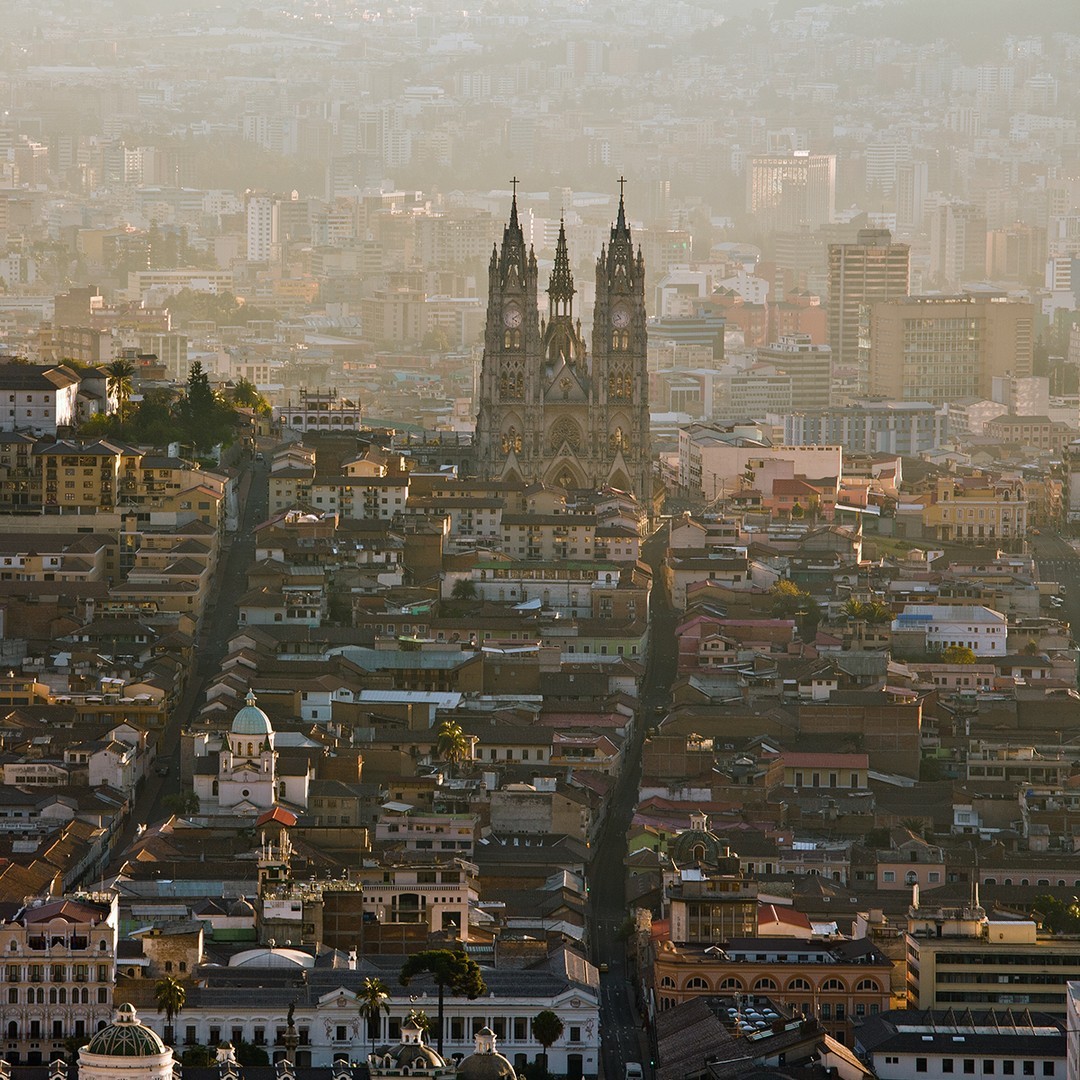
[103,455,269,875]
[1032,532,1080,652]
[592,521,677,1080]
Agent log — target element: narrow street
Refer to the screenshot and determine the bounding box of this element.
[103,455,269,874]
[592,521,677,1080]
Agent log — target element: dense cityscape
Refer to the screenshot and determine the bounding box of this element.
[2,1,1080,1079]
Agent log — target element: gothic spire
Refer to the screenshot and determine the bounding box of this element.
[498,176,528,286]
[548,215,575,307]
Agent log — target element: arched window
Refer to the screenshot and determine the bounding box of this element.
[212,780,219,796]
[718,978,744,990]
[753,978,778,991]
[660,977,676,989]
[821,979,845,992]
[855,979,880,993]
[247,742,254,757]
[787,978,812,991]
[686,977,709,990]
[905,871,918,885]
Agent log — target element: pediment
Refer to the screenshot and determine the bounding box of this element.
[544,358,589,403]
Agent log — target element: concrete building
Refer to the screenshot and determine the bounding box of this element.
[774,399,945,455]
[0,363,80,434]
[756,333,833,410]
[747,152,836,235]
[827,229,910,377]
[868,295,1034,404]
[890,604,1008,657]
[906,897,1080,1017]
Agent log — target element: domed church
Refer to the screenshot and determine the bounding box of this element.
[78,1004,175,1080]
[193,690,310,814]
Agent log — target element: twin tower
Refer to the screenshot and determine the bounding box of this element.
[473,185,652,508]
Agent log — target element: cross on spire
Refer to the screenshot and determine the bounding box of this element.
[618,175,627,199]
[510,176,519,198]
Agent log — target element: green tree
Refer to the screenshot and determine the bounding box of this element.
[1034,893,1080,934]
[531,1010,564,1077]
[399,949,486,1054]
[155,975,187,1045]
[941,645,977,665]
[864,600,892,625]
[790,500,805,520]
[234,1041,270,1066]
[105,358,136,420]
[1023,639,1042,655]
[405,1009,431,1036]
[181,1046,214,1067]
[162,790,200,817]
[451,579,477,601]
[770,580,819,641]
[357,976,391,1055]
[435,719,471,778]
[231,377,272,416]
[842,597,867,621]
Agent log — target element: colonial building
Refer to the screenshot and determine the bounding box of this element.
[474,186,652,508]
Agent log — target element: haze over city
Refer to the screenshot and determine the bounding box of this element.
[3,4,1080,1080]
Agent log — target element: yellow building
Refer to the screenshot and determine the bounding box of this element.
[922,475,1028,543]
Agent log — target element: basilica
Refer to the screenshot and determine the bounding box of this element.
[474,184,652,508]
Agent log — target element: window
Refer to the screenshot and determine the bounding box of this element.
[1024,1064,1036,1077]
[943,1062,954,1075]
[883,871,895,882]
[569,1026,581,1043]
[964,1062,975,1075]
[1003,1064,1015,1076]
[984,1063,995,1075]
[916,1061,928,1075]
[1043,1066,1055,1077]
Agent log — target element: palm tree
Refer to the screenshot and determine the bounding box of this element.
[357,976,391,1056]
[842,597,867,621]
[105,358,136,420]
[154,975,186,1045]
[405,1009,431,1037]
[435,719,471,778]
[864,600,892,625]
[531,1010,564,1077]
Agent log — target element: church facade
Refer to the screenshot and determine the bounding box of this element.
[474,186,652,508]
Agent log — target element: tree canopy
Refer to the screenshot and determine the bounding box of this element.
[399,949,486,1053]
[941,645,977,665]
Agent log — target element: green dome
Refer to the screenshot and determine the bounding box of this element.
[231,689,273,736]
[84,1004,167,1058]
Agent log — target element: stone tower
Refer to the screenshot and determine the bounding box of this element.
[474,182,651,506]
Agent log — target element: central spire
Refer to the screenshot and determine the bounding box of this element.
[547,215,575,315]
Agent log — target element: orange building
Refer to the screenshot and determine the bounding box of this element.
[649,933,893,1046]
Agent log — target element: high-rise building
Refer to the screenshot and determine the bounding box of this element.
[827,228,910,376]
[746,151,836,235]
[245,192,277,263]
[868,294,1033,404]
[756,332,833,410]
[930,201,987,287]
[474,187,652,507]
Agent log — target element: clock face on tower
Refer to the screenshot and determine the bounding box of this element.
[611,306,630,329]
[503,304,522,329]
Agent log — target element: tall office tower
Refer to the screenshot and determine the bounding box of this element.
[986,223,1047,283]
[474,186,652,506]
[929,201,988,287]
[746,151,836,236]
[868,295,1034,405]
[864,138,912,195]
[895,160,929,232]
[827,228,911,376]
[245,193,277,263]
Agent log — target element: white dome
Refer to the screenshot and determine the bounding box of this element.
[231,689,273,736]
[228,947,315,969]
